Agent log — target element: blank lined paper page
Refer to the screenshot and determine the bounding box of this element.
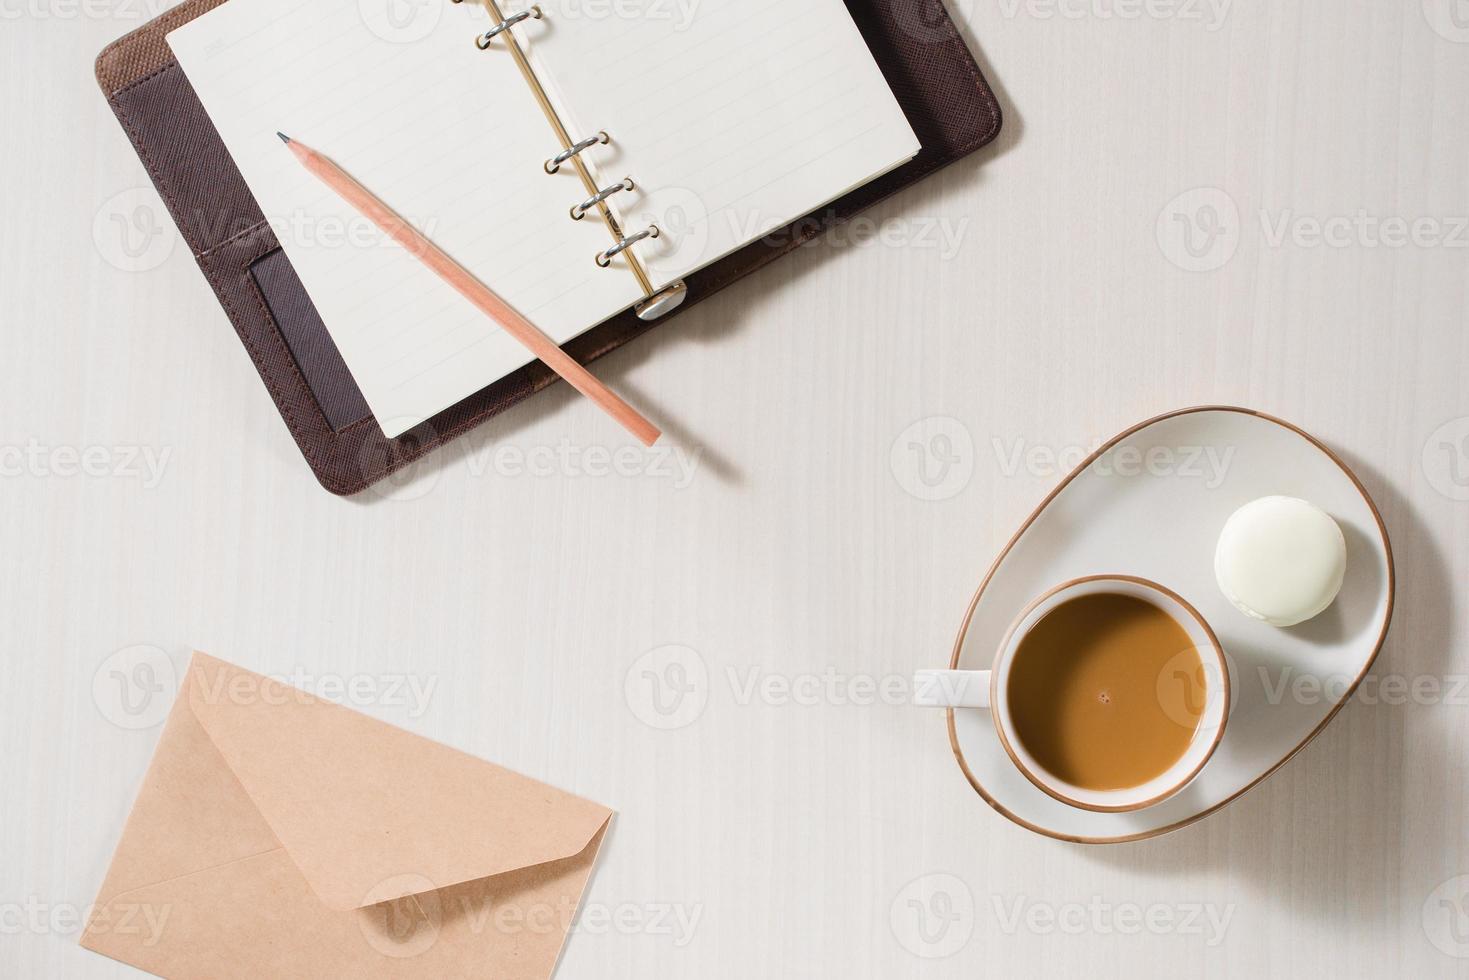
[522,0,921,287]
[168,0,645,437]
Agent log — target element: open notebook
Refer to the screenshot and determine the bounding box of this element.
[168,0,919,437]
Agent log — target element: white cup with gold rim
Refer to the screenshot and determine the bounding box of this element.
[914,575,1231,813]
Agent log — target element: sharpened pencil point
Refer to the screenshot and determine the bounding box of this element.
[277,131,291,144]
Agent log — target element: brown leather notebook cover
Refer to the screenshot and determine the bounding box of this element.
[96,0,1003,495]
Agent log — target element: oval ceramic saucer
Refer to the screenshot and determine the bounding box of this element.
[946,407,1394,843]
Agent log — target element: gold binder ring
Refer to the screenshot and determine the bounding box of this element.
[545,132,611,175]
[596,225,660,268]
[570,177,635,220]
[475,6,541,49]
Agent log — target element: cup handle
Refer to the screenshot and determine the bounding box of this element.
[912,670,992,709]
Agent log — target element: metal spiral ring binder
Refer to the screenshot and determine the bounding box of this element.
[474,6,541,49]
[545,132,610,175]
[459,0,687,320]
[570,178,634,221]
[596,226,659,268]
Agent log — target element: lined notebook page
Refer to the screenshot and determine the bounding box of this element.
[523,0,921,286]
[168,0,645,437]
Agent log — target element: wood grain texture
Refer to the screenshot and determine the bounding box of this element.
[2,1,1467,977]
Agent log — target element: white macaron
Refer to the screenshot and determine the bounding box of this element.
[1215,496,1347,628]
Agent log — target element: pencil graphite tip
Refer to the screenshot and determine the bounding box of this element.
[276,131,291,144]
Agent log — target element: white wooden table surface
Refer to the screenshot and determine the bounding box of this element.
[3,1,1468,976]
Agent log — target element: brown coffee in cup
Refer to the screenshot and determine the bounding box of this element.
[1005,593,1205,792]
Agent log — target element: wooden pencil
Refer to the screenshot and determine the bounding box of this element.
[279,133,660,447]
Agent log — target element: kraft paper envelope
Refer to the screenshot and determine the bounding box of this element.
[81,653,613,979]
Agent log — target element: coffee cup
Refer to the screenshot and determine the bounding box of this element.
[915,575,1229,813]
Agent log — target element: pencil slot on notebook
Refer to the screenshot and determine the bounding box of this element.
[545,132,610,174]
[569,178,634,220]
[474,5,541,49]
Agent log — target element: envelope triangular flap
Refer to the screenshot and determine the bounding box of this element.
[184,653,612,912]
